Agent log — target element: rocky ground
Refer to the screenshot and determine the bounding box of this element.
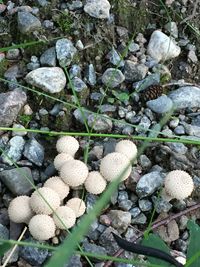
[0,0,200,266]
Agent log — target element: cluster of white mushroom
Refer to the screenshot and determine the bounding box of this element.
[8,137,138,241]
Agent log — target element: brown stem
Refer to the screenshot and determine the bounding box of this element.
[103,202,200,267]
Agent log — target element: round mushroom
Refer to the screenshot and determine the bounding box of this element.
[84,171,106,195]
[60,160,88,187]
[53,206,76,229]
[30,187,60,215]
[162,170,194,201]
[54,153,73,171]
[29,214,55,241]
[8,196,34,224]
[115,140,137,162]
[44,176,70,201]
[56,136,79,156]
[66,198,86,218]
[100,152,132,182]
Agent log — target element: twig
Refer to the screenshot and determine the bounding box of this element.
[2,227,27,267]
[181,0,200,24]
[103,202,200,267]
[163,82,200,88]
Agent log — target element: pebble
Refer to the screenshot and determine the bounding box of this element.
[147,30,181,62]
[87,114,113,131]
[129,207,141,218]
[118,200,133,211]
[0,224,9,241]
[99,227,119,255]
[73,108,90,124]
[67,1,83,11]
[132,73,160,92]
[19,238,49,266]
[107,47,124,67]
[166,142,188,154]
[136,171,164,198]
[0,167,34,195]
[139,155,152,169]
[138,199,152,212]
[0,89,27,128]
[86,193,99,212]
[83,242,107,261]
[181,122,200,137]
[17,11,41,33]
[84,63,97,86]
[168,86,200,109]
[23,138,44,166]
[152,196,172,213]
[76,40,84,50]
[6,49,20,60]
[146,95,173,114]
[84,0,111,19]
[188,50,198,63]
[98,104,116,113]
[70,64,82,78]
[169,118,179,128]
[129,42,140,53]
[56,38,77,67]
[174,125,185,135]
[71,77,88,92]
[164,21,178,38]
[124,60,148,82]
[40,47,56,67]
[102,68,125,88]
[107,210,131,233]
[2,136,25,165]
[64,255,82,267]
[25,67,66,94]
[136,116,151,133]
[12,123,27,136]
[131,213,147,224]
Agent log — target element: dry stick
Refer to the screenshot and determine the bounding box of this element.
[2,227,27,267]
[103,202,200,267]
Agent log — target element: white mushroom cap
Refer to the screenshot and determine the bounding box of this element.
[84,171,106,195]
[100,152,132,182]
[8,196,34,224]
[164,170,194,200]
[54,153,73,171]
[115,140,137,161]
[56,136,79,156]
[29,214,55,241]
[60,160,88,187]
[66,198,86,218]
[44,176,70,201]
[53,206,76,229]
[30,187,60,215]
[175,256,186,265]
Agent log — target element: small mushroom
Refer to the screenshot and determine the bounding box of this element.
[8,196,34,224]
[115,140,137,162]
[84,171,106,195]
[100,152,132,182]
[44,176,70,201]
[162,170,194,201]
[30,187,60,215]
[66,198,86,218]
[56,136,79,156]
[53,206,76,229]
[54,153,73,171]
[29,214,56,241]
[60,160,88,187]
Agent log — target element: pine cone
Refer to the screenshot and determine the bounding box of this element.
[140,85,164,102]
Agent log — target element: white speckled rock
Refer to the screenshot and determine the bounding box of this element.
[102,68,125,88]
[56,38,77,67]
[25,67,66,94]
[84,0,111,19]
[147,30,181,62]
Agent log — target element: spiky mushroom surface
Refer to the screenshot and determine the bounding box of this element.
[115,140,137,161]
[44,176,70,201]
[53,206,76,229]
[56,136,79,156]
[84,171,106,195]
[66,198,86,218]
[54,153,73,171]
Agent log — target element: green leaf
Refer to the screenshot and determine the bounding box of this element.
[0,243,12,257]
[186,220,200,267]
[141,234,172,267]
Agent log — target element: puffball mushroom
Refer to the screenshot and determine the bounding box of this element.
[60,160,88,187]
[44,176,70,201]
[84,171,106,194]
[162,170,194,201]
[100,152,132,182]
[53,206,76,229]
[8,196,34,224]
[29,214,55,241]
[30,187,60,215]
[66,198,86,218]
[56,136,79,156]
[115,140,137,161]
[54,153,73,171]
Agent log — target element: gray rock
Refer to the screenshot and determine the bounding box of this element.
[87,114,112,131]
[73,108,90,124]
[70,64,82,78]
[102,68,125,88]
[99,227,119,255]
[19,238,49,265]
[129,42,140,53]
[56,38,77,67]
[124,60,148,82]
[12,123,27,136]
[98,104,116,113]
[132,73,160,92]
[152,196,172,213]
[107,47,124,67]
[136,171,164,198]
[23,139,44,166]
[188,50,198,63]
[76,40,84,50]
[0,224,9,242]
[86,193,99,212]
[131,213,147,224]
[164,21,178,38]
[6,49,20,60]
[84,64,97,86]
[83,242,107,261]
[17,11,41,34]
[0,167,34,195]
[2,136,25,165]
[129,207,141,218]
[138,199,152,212]
[71,77,88,92]
[174,125,185,135]
[146,95,173,114]
[136,116,151,133]
[107,210,131,233]
[0,89,27,128]
[118,191,129,202]
[64,255,82,267]
[169,118,179,128]
[25,67,66,94]
[67,1,83,11]
[40,47,56,67]
[182,122,200,137]
[84,0,111,19]
[168,86,200,109]
[147,30,180,62]
[118,200,133,211]
[166,142,188,154]
[139,155,152,169]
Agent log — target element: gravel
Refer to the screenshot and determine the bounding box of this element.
[23,138,44,166]
[56,38,77,67]
[146,95,173,114]
[17,11,41,33]
[102,68,125,88]
[84,0,111,19]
